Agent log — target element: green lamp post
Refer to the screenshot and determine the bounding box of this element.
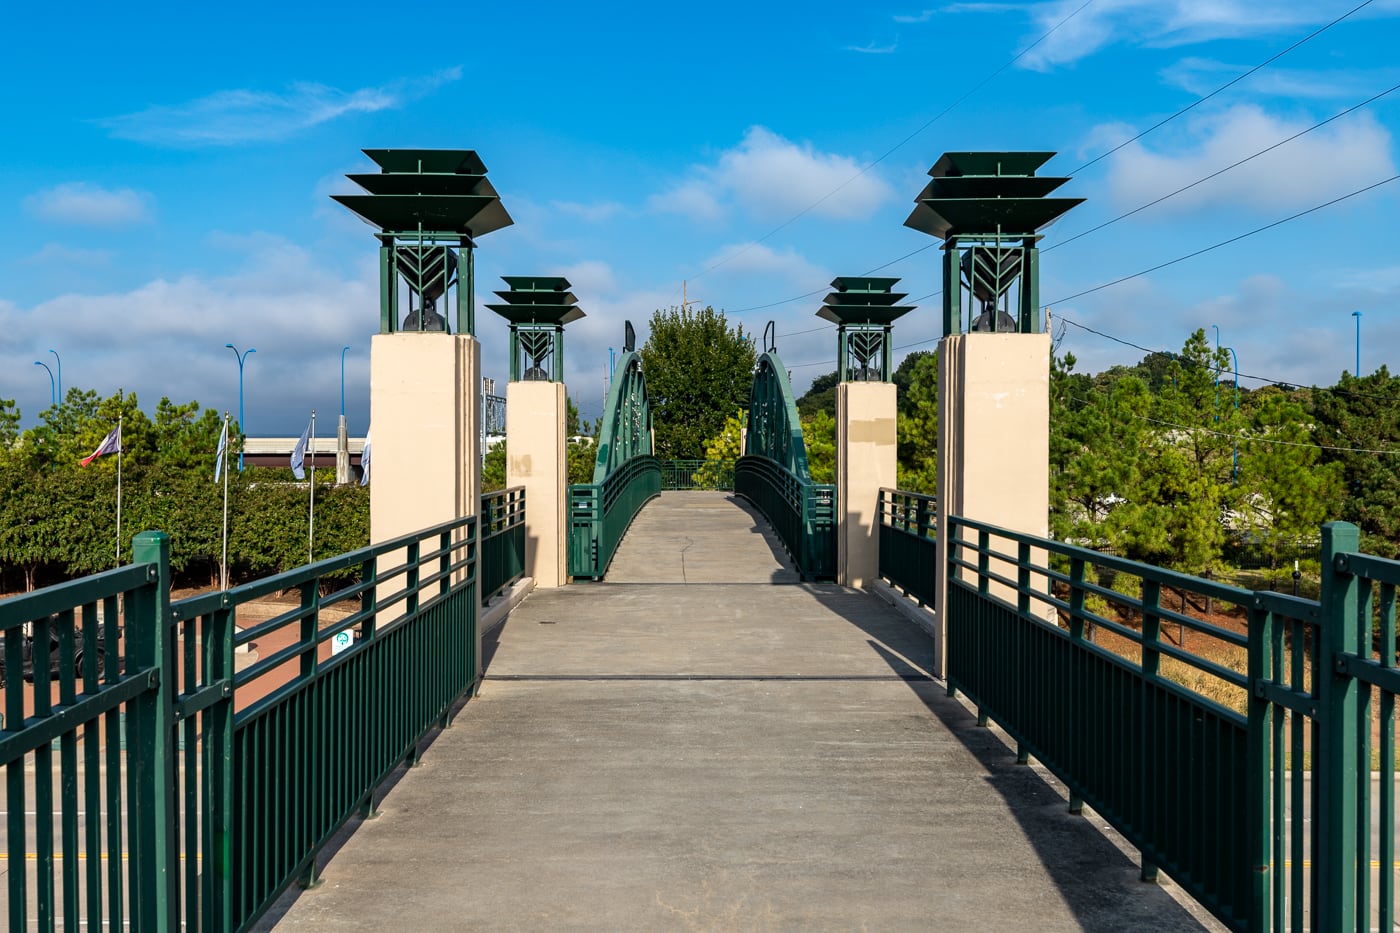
[816,277,915,382]
[485,276,586,382]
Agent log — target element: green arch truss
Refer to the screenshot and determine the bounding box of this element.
[568,349,661,580]
[736,352,835,579]
[591,350,654,482]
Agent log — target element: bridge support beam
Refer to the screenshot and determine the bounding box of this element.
[369,333,483,671]
[836,381,896,588]
[934,333,1051,675]
[507,380,568,587]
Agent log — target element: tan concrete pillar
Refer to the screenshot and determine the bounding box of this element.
[933,333,1050,675]
[506,380,568,587]
[836,382,898,588]
[368,332,482,677]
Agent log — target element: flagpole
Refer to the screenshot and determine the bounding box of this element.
[115,401,123,568]
[222,411,230,591]
[308,409,316,564]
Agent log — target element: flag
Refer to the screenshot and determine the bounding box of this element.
[359,429,371,486]
[214,420,229,483]
[291,421,311,480]
[80,427,121,467]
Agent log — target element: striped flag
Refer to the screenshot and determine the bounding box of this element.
[359,429,371,486]
[80,427,121,467]
[214,419,229,482]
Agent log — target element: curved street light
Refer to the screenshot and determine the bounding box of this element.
[1223,346,1240,482]
[340,346,351,418]
[49,349,61,403]
[1353,311,1363,376]
[226,344,257,471]
[34,360,55,407]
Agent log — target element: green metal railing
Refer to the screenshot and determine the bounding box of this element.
[659,459,735,491]
[569,456,662,580]
[481,486,526,601]
[734,457,835,581]
[1,517,478,932]
[877,488,936,605]
[941,515,1399,932]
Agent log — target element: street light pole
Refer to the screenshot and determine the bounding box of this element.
[49,349,61,403]
[226,344,256,471]
[34,361,55,407]
[340,346,350,418]
[1352,311,1362,376]
[1224,346,1240,482]
[1211,324,1222,420]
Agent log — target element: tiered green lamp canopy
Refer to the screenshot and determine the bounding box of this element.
[904,152,1082,337]
[485,276,586,382]
[815,277,915,382]
[333,149,513,335]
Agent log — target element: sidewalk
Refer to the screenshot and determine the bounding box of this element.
[262,493,1222,931]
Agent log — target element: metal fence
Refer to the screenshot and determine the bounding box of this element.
[659,459,735,491]
[734,456,835,581]
[1,517,478,932]
[481,486,525,601]
[568,456,662,580]
[941,514,1399,932]
[877,488,936,606]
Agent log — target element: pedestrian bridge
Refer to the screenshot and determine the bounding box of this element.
[260,492,1214,931]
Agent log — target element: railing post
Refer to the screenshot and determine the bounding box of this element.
[129,531,177,932]
[1246,598,1272,933]
[1317,520,1361,931]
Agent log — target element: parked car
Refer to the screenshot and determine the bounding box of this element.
[0,618,106,686]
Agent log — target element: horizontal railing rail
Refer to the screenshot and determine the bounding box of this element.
[658,459,736,491]
[568,456,662,580]
[734,455,835,581]
[481,486,526,602]
[2,516,479,933]
[877,488,936,606]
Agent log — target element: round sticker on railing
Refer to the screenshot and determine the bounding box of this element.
[331,630,354,656]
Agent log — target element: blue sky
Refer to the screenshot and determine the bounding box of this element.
[2,0,1399,434]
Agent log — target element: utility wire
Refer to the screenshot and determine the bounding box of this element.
[698,0,1096,294]
[1069,0,1376,175]
[1050,78,1400,252]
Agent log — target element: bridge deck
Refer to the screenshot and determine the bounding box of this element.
[263,493,1219,931]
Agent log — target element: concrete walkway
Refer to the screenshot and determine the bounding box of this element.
[264,493,1221,932]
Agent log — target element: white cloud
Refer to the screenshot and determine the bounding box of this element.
[20,243,115,266]
[652,127,895,224]
[556,260,618,297]
[100,68,462,146]
[551,200,626,222]
[1019,1,1347,71]
[1100,105,1396,214]
[24,183,152,227]
[699,242,829,284]
[845,40,899,54]
[1160,57,1392,100]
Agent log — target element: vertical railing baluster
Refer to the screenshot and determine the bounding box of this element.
[1246,600,1271,933]
[1380,580,1396,932]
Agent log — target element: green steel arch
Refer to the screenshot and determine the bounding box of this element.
[736,351,835,579]
[590,350,654,482]
[568,343,661,579]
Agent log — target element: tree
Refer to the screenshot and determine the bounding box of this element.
[895,352,938,494]
[640,306,755,458]
[1311,367,1400,556]
[796,371,838,419]
[802,410,836,484]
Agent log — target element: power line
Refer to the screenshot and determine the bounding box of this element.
[1069,0,1377,175]
[1049,78,1400,253]
[699,0,1096,297]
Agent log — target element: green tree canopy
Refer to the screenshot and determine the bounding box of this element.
[640,306,755,458]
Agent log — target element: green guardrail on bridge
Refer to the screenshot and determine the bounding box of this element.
[938,514,1398,933]
[1,517,479,932]
[481,486,525,601]
[734,456,835,581]
[569,456,662,580]
[877,488,936,606]
[659,459,735,491]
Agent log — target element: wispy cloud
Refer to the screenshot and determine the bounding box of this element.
[551,200,627,222]
[893,9,937,23]
[845,39,899,54]
[1018,1,1372,71]
[650,127,895,224]
[898,3,1021,21]
[100,68,462,147]
[20,243,115,266]
[24,182,152,227]
[1161,57,1397,100]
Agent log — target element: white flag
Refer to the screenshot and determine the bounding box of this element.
[359,429,371,486]
[291,420,311,480]
[214,419,229,483]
